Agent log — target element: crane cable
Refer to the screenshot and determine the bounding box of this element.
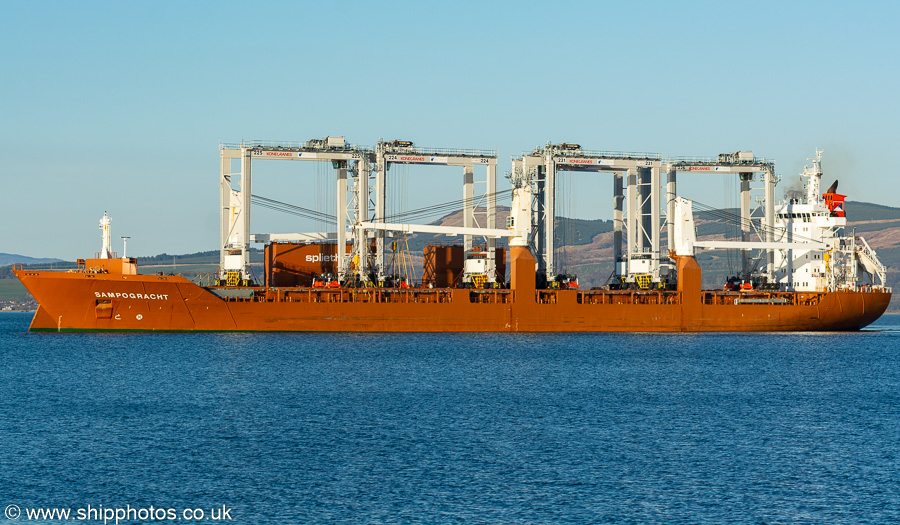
[689,200,826,245]
[252,187,514,227]
[384,188,514,223]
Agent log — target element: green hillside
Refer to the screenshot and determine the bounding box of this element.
[848,201,900,221]
[0,279,31,302]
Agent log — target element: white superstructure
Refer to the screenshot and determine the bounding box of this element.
[672,149,888,294]
[772,150,887,292]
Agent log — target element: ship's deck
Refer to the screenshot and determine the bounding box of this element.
[207,286,842,308]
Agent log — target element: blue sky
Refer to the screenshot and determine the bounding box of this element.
[2,1,899,259]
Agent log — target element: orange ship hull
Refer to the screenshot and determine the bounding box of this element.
[14,251,891,333]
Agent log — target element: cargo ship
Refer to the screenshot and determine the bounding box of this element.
[14,144,891,332]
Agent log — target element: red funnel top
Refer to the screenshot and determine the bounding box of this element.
[823,193,846,217]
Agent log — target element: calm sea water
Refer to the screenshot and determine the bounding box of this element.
[1,312,899,524]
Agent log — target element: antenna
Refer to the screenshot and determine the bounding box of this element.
[121,236,131,259]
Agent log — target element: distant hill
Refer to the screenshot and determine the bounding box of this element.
[3,201,899,310]
[0,253,64,266]
[420,201,900,312]
[847,201,900,221]
[553,200,900,312]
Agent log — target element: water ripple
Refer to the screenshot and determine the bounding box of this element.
[1,312,899,523]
